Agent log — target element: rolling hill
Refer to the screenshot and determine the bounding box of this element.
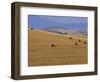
[42,26,87,37]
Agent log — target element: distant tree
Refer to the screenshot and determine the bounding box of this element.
[31,28,33,30]
[63,32,68,35]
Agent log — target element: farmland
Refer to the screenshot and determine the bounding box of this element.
[28,29,87,66]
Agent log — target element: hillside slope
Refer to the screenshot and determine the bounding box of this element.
[28,29,87,66]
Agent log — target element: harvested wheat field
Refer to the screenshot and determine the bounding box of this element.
[28,29,88,66]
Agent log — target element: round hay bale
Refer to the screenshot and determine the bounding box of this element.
[78,39,81,42]
[84,41,87,44]
[75,42,77,46]
[50,43,55,47]
[69,37,72,40]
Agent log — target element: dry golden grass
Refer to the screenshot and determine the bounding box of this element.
[28,29,88,66]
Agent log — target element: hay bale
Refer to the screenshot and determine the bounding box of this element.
[78,39,81,42]
[50,43,55,47]
[75,42,77,45]
[69,37,72,40]
[84,41,87,44]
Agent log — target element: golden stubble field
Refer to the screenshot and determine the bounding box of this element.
[28,29,88,66]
